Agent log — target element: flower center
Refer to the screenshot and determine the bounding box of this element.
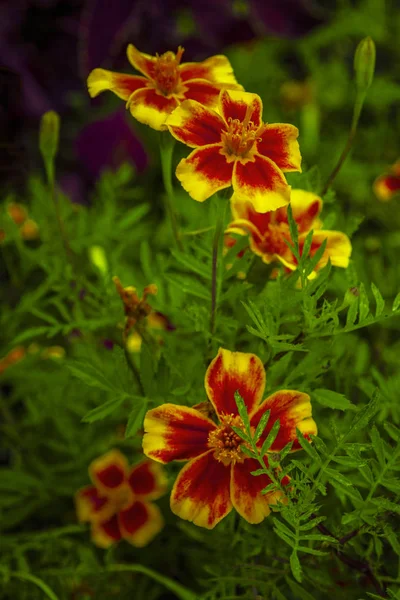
[261,222,291,256]
[112,485,134,511]
[207,414,247,465]
[221,115,261,159]
[154,47,184,96]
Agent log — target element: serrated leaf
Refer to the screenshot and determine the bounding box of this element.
[254,409,271,443]
[392,292,400,312]
[67,360,114,393]
[298,516,327,531]
[313,388,355,411]
[261,482,279,495]
[358,283,370,322]
[290,550,302,582]
[295,428,320,463]
[286,204,300,260]
[231,425,249,442]
[81,396,126,423]
[274,519,295,539]
[371,283,385,316]
[346,298,359,327]
[170,249,210,280]
[140,344,156,397]
[304,238,327,277]
[301,229,314,261]
[347,397,378,437]
[297,546,328,556]
[234,391,250,430]
[261,419,281,455]
[331,455,366,467]
[369,426,385,467]
[384,422,400,441]
[166,273,210,300]
[125,400,148,438]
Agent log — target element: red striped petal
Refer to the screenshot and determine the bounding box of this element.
[183,79,228,110]
[127,44,157,79]
[128,87,178,131]
[205,348,266,419]
[257,124,301,172]
[233,155,290,213]
[230,198,272,237]
[128,460,168,501]
[231,458,288,523]
[118,500,164,547]
[167,100,224,148]
[143,404,215,464]
[75,485,114,524]
[219,90,263,128]
[91,514,122,548]
[289,189,322,233]
[89,450,128,495]
[251,390,317,452]
[175,144,233,202]
[87,68,147,100]
[180,55,239,85]
[298,230,352,271]
[170,451,232,529]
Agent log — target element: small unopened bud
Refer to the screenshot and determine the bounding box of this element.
[354,37,376,92]
[39,110,60,166]
[89,245,108,275]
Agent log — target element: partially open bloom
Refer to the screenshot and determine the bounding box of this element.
[373,160,400,202]
[226,189,351,276]
[87,45,241,131]
[75,450,167,548]
[166,89,301,212]
[113,277,173,351]
[143,348,317,529]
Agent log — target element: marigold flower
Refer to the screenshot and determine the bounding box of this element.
[87,45,242,131]
[166,89,301,213]
[75,450,167,548]
[373,160,400,202]
[143,348,317,529]
[226,189,351,276]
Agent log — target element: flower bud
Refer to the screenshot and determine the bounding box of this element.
[89,245,108,275]
[354,37,376,92]
[39,110,60,166]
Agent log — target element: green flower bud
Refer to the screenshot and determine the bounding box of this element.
[354,36,376,92]
[39,110,60,166]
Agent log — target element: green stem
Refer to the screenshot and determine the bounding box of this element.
[159,133,183,251]
[210,197,228,336]
[320,91,366,197]
[47,165,74,267]
[123,345,146,396]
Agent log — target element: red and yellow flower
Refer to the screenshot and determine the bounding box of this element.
[373,159,400,202]
[87,45,242,131]
[75,450,167,548]
[166,89,301,213]
[226,189,351,276]
[142,348,317,529]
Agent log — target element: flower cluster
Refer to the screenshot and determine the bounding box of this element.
[0,202,39,244]
[75,450,167,547]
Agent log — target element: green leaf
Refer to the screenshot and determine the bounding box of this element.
[81,396,126,423]
[297,546,328,556]
[286,204,300,260]
[234,391,250,430]
[347,396,378,437]
[392,292,400,312]
[301,229,314,260]
[295,428,320,464]
[313,388,355,411]
[125,400,148,438]
[140,344,156,397]
[369,426,385,467]
[12,326,55,345]
[346,297,359,327]
[254,410,271,443]
[260,419,280,455]
[170,249,210,280]
[166,273,210,301]
[67,360,114,393]
[304,238,327,277]
[274,518,295,540]
[290,550,302,582]
[358,283,370,322]
[371,282,385,316]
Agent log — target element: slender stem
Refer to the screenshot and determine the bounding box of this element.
[210,197,228,336]
[159,133,183,251]
[47,165,74,266]
[123,345,145,396]
[320,92,366,197]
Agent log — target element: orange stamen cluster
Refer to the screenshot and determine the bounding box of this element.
[207,414,247,465]
[221,116,260,159]
[154,47,184,96]
[263,222,291,256]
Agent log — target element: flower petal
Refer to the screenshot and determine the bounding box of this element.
[126,44,156,79]
[183,79,232,110]
[205,348,266,419]
[143,404,215,463]
[175,145,233,201]
[230,197,272,237]
[257,124,301,172]
[289,189,322,233]
[299,230,352,270]
[118,500,164,547]
[87,68,147,100]
[166,100,224,148]
[180,55,239,85]
[219,89,263,128]
[373,174,400,202]
[251,390,317,452]
[127,87,178,131]
[128,460,168,501]
[75,485,114,523]
[91,514,122,548]
[233,155,291,213]
[89,449,128,495]
[170,451,232,529]
[231,458,288,523]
